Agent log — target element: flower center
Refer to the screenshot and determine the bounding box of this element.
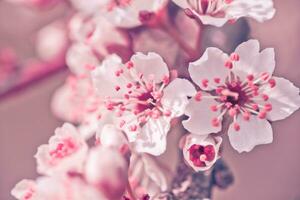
[222,81,249,106]
[189,144,215,167]
[195,52,276,131]
[49,138,78,164]
[187,0,233,17]
[136,90,157,113]
[102,61,171,132]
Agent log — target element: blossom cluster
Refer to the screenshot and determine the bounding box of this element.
[9,0,300,199]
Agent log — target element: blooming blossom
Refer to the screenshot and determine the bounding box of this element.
[92,53,196,155]
[35,123,88,175]
[51,76,97,123]
[66,43,100,76]
[184,40,300,152]
[172,0,275,27]
[70,0,168,28]
[182,134,222,171]
[96,124,128,150]
[12,176,106,200]
[68,14,129,62]
[11,179,37,200]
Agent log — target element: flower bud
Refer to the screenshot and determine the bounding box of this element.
[85,146,128,200]
[182,134,222,171]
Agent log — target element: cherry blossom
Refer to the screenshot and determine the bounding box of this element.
[182,134,222,171]
[66,43,100,76]
[91,53,196,155]
[184,40,300,152]
[11,179,37,200]
[51,76,97,123]
[96,124,128,150]
[16,176,106,200]
[70,0,168,28]
[35,123,88,175]
[172,0,276,27]
[68,14,130,62]
[85,146,128,200]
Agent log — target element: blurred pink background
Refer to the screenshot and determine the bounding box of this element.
[1,0,300,199]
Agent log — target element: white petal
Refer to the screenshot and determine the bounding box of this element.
[261,77,300,121]
[161,78,196,117]
[189,47,229,91]
[172,0,190,9]
[85,146,127,199]
[233,40,275,79]
[51,83,81,123]
[11,179,36,200]
[197,14,228,27]
[66,43,99,76]
[228,0,276,23]
[228,116,273,153]
[92,54,130,98]
[104,0,168,28]
[98,124,127,149]
[35,123,88,175]
[135,118,170,156]
[183,97,222,135]
[131,52,169,84]
[129,153,172,196]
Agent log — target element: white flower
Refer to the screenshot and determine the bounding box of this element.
[92,53,196,155]
[182,134,222,171]
[85,146,128,200]
[11,179,37,200]
[129,153,172,197]
[69,14,129,59]
[70,0,168,28]
[96,124,128,150]
[66,43,100,76]
[35,123,88,175]
[172,0,276,27]
[51,76,97,124]
[184,40,300,153]
[12,177,106,200]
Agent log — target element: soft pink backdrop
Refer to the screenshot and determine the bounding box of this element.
[1,0,300,199]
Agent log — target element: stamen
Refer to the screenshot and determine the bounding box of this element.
[230,52,239,61]
[264,103,272,112]
[202,79,209,88]
[211,117,220,127]
[268,78,276,88]
[258,111,267,119]
[195,91,202,101]
[129,125,137,132]
[214,77,221,84]
[233,123,240,131]
[225,60,233,69]
[262,94,269,101]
